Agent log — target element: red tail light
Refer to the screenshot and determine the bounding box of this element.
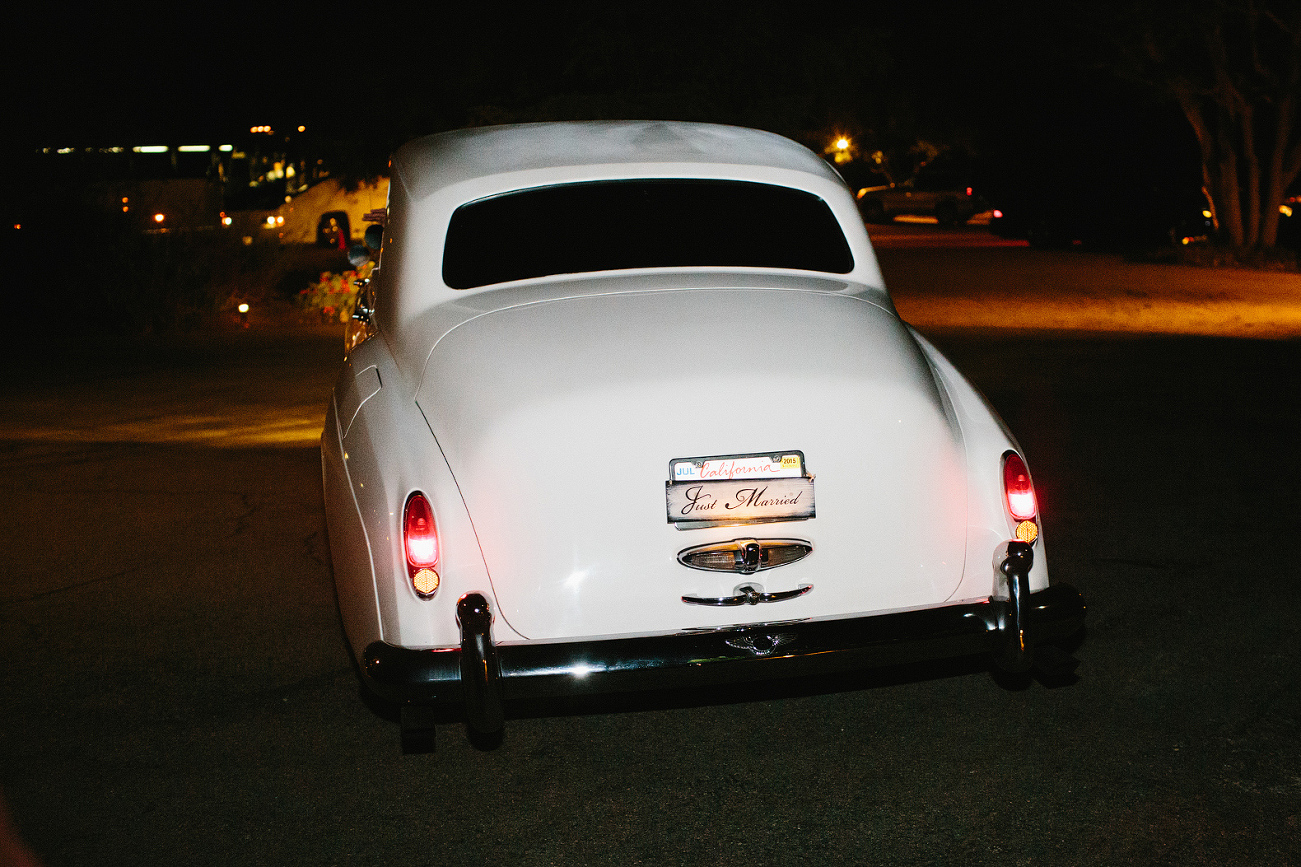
[1002,452,1037,521]
[404,492,440,596]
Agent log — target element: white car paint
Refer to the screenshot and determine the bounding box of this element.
[321,122,1072,722]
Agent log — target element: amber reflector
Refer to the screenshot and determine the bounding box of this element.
[1015,521,1039,543]
[412,568,440,596]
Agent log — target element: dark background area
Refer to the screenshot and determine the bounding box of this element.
[10,1,1213,339]
[11,2,1198,183]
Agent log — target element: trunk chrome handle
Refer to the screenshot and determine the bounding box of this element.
[682,582,812,606]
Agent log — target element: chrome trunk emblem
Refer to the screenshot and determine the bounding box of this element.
[725,632,797,657]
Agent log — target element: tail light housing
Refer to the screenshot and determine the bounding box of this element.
[404,492,440,596]
[1002,451,1039,543]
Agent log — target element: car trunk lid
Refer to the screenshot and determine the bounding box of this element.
[416,283,967,640]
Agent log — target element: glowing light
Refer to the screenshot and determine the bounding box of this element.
[1015,520,1039,543]
[407,534,436,565]
[237,303,250,314]
[827,136,856,164]
[178,145,210,152]
[1282,204,1294,218]
[133,145,169,153]
[404,493,439,567]
[153,213,165,223]
[1003,452,1037,521]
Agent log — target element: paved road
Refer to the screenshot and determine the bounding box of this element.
[2,242,1299,865]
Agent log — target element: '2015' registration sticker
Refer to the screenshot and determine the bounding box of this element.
[666,451,815,528]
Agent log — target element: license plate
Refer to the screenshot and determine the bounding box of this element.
[666,451,815,528]
[670,451,805,482]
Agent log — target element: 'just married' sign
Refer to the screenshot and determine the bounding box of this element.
[666,451,815,527]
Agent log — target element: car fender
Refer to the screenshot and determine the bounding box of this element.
[323,334,513,659]
[907,326,1050,597]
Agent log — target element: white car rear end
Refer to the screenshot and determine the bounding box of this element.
[320,121,1084,746]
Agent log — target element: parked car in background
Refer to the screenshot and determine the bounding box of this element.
[322,121,1086,749]
[852,155,988,226]
[856,173,988,226]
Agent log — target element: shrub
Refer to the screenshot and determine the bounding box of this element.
[296,263,373,322]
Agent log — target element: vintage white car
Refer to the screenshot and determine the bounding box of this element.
[321,121,1085,746]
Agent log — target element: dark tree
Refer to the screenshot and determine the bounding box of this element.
[1114,0,1301,249]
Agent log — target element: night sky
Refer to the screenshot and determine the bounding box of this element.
[14,2,1196,184]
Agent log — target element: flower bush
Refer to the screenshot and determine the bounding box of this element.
[298,262,372,322]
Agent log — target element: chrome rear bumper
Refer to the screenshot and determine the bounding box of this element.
[362,542,1085,732]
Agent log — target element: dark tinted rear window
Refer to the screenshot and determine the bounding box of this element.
[442,180,854,289]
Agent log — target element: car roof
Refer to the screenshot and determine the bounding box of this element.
[390,121,845,200]
[375,122,887,357]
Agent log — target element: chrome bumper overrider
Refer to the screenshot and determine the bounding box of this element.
[361,542,1084,732]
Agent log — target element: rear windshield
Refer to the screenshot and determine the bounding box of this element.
[442,179,854,289]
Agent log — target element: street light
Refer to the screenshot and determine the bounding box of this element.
[828,135,855,165]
